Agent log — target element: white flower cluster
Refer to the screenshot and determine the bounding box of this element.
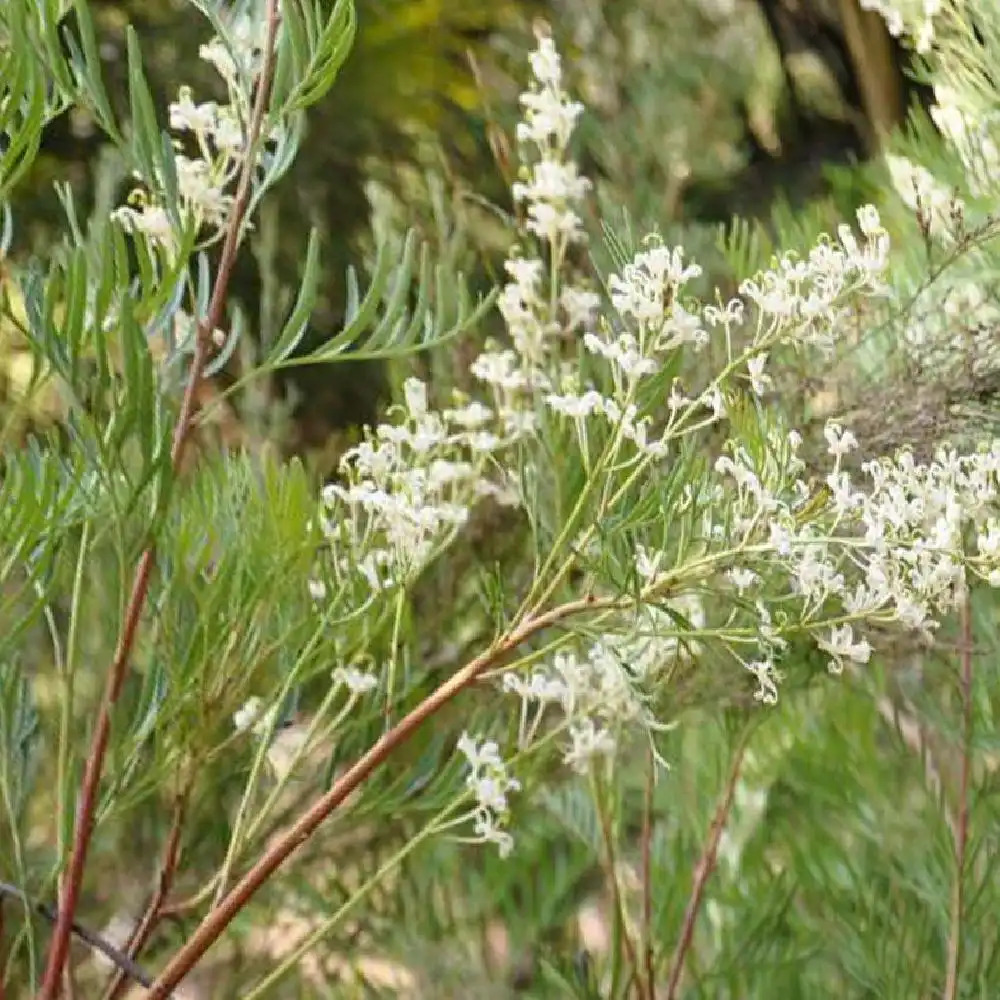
[737,205,890,354]
[456,733,521,857]
[885,154,959,241]
[232,695,277,736]
[503,595,703,772]
[513,34,590,246]
[112,9,278,256]
[308,37,598,608]
[859,0,941,53]
[716,419,1000,694]
[540,204,888,468]
[475,29,599,396]
[882,71,1000,377]
[607,243,707,354]
[198,12,271,88]
[885,78,1000,250]
[316,378,515,592]
[928,84,1000,197]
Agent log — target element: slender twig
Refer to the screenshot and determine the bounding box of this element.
[944,593,974,1000]
[0,884,151,989]
[640,744,655,999]
[664,729,751,1000]
[592,768,643,998]
[35,5,284,995]
[144,593,614,999]
[102,788,191,1000]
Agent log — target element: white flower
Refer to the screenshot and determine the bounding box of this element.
[747,354,772,396]
[233,697,264,733]
[746,659,779,705]
[564,719,617,773]
[727,567,759,593]
[503,670,568,705]
[213,107,245,153]
[560,286,601,332]
[403,377,429,418]
[545,390,605,418]
[583,332,659,382]
[333,665,379,696]
[457,733,520,857]
[169,86,218,134]
[517,87,584,146]
[608,242,702,335]
[199,38,239,84]
[111,204,176,254]
[524,200,587,244]
[176,155,233,225]
[635,545,664,585]
[859,0,940,51]
[444,400,493,429]
[307,579,327,602]
[528,34,562,87]
[233,697,279,737]
[512,159,591,207]
[816,624,873,674]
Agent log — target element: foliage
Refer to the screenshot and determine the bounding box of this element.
[2,2,1000,1000]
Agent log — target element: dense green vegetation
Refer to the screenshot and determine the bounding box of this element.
[2,2,999,998]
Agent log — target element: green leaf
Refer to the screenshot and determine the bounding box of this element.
[0,6,49,199]
[286,0,357,113]
[302,228,495,365]
[125,28,163,184]
[265,227,322,364]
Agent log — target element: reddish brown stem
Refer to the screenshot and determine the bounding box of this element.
[664,730,750,1000]
[144,594,611,999]
[944,593,974,1000]
[102,788,191,1000]
[34,5,283,996]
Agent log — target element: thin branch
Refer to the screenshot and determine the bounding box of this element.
[35,5,284,995]
[592,768,643,999]
[144,593,613,999]
[0,884,151,989]
[664,729,751,1000]
[640,744,655,999]
[102,788,191,1000]
[944,592,974,1000]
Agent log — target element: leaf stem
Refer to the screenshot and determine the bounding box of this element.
[34,3,283,994]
